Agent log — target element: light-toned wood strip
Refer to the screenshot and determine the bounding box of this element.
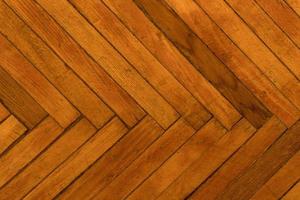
[68,0,210,130]
[164,0,300,127]
[57,115,164,200]
[0,102,9,122]
[34,0,179,129]
[216,120,300,200]
[250,150,300,200]
[226,0,300,80]
[134,0,272,129]
[0,66,47,128]
[190,116,286,200]
[0,34,79,128]
[195,0,300,109]
[282,181,300,200]
[102,0,241,130]
[156,118,256,200]
[93,118,195,200]
[23,117,128,200]
[286,0,300,16]
[0,1,114,128]
[0,116,63,188]
[256,0,300,48]
[0,118,96,200]
[4,0,145,128]
[0,115,27,155]
[127,118,226,200]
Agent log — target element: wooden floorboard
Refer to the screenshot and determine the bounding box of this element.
[0,0,299,199]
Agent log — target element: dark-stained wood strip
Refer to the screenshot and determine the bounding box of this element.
[190,116,286,200]
[0,116,63,188]
[0,118,96,200]
[255,0,300,48]
[57,115,164,200]
[0,115,27,155]
[0,0,114,128]
[33,0,180,129]
[134,0,271,129]
[23,117,127,200]
[102,0,241,130]
[216,120,300,200]
[163,0,300,127]
[93,118,195,200]
[0,66,47,129]
[4,0,145,128]
[0,34,79,128]
[156,118,256,199]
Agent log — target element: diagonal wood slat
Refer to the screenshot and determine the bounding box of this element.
[0,0,299,199]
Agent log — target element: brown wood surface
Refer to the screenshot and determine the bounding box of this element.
[0,0,299,199]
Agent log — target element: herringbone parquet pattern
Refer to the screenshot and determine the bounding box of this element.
[0,0,300,199]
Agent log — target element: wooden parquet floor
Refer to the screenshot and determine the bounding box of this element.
[0,0,300,199]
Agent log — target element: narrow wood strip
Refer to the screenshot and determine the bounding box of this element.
[190,116,286,200]
[282,181,300,200]
[102,0,240,129]
[164,0,300,127]
[0,115,27,155]
[0,116,63,188]
[157,118,256,200]
[4,0,145,128]
[127,118,226,200]
[57,116,164,200]
[0,66,47,128]
[0,1,114,128]
[225,0,300,80]
[0,102,9,122]
[134,0,271,128]
[250,150,300,200]
[0,118,96,200]
[34,0,179,129]
[0,34,79,128]
[68,0,211,130]
[217,120,300,200]
[286,0,300,16]
[196,0,300,108]
[23,117,127,200]
[94,118,195,200]
[256,0,300,47]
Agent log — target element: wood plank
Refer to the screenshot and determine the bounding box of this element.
[163,0,300,127]
[190,116,286,200]
[0,116,63,188]
[156,118,255,199]
[127,118,226,200]
[134,0,271,128]
[225,0,300,80]
[34,0,179,129]
[216,120,300,200]
[282,181,300,200]
[57,116,164,200]
[256,0,300,48]
[23,117,127,200]
[0,1,114,128]
[0,115,27,155]
[4,0,145,127]
[0,103,9,122]
[0,67,47,128]
[0,34,79,128]
[93,118,195,200]
[196,0,300,108]
[250,150,300,200]
[286,0,300,16]
[102,0,240,129]
[69,0,211,130]
[0,118,96,200]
